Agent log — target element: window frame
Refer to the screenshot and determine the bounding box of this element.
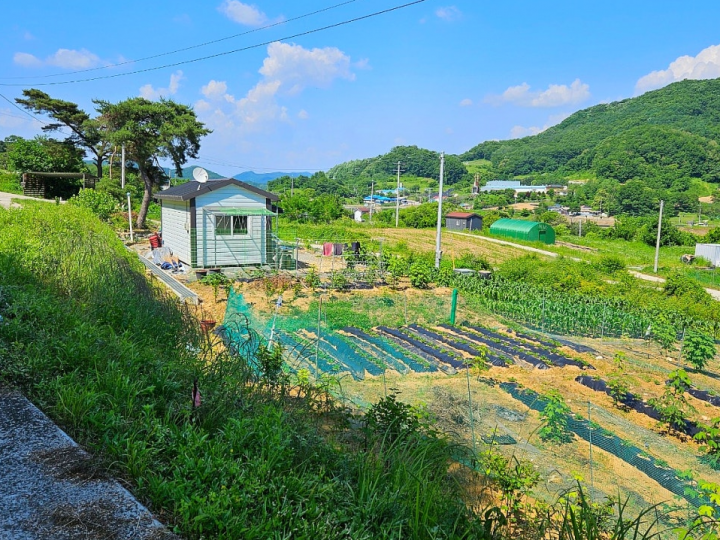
[214,214,249,236]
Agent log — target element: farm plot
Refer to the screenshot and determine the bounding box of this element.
[575,375,701,437]
[341,327,434,374]
[500,382,703,507]
[462,324,592,369]
[441,324,548,369]
[406,324,508,367]
[377,326,460,372]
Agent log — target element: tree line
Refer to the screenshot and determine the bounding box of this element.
[1,89,209,227]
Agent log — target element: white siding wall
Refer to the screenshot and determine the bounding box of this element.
[695,243,720,266]
[161,201,191,264]
[196,185,268,267]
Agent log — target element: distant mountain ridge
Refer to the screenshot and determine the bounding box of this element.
[460,78,720,179]
[165,166,311,189]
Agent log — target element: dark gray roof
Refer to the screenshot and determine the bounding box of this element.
[155,178,279,202]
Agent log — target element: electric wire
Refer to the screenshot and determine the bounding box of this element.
[0,0,426,87]
[0,0,358,80]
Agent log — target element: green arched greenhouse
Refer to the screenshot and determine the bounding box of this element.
[489,219,556,245]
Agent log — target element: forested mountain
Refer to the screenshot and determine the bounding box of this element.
[327,145,469,184]
[461,78,720,182]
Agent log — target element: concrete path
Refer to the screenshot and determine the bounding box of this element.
[0,192,55,209]
[0,391,176,540]
[630,270,720,301]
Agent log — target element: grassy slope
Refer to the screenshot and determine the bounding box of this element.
[0,204,482,540]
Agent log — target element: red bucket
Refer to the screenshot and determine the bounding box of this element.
[149,234,161,249]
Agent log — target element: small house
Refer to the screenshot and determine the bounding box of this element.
[155,178,281,268]
[445,212,483,231]
[490,218,555,245]
[695,244,720,266]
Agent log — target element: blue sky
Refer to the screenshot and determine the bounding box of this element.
[2,0,720,175]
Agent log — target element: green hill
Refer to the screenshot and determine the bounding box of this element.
[461,78,720,183]
[327,145,469,185]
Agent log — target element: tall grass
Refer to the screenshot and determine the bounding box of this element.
[0,204,480,539]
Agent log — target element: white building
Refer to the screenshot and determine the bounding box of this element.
[155,179,281,268]
[695,244,720,266]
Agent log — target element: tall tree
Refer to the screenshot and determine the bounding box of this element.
[96,97,210,228]
[16,89,111,178]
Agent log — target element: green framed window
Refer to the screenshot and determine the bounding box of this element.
[215,214,248,236]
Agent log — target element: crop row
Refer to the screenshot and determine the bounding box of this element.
[500,382,702,507]
[377,326,460,373]
[406,324,508,367]
[575,376,700,437]
[341,327,434,374]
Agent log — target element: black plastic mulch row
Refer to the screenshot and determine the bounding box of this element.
[511,330,561,350]
[377,326,465,369]
[576,375,701,437]
[462,324,593,370]
[439,324,549,370]
[687,387,720,407]
[407,324,507,367]
[341,327,434,373]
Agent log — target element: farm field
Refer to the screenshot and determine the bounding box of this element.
[204,276,720,528]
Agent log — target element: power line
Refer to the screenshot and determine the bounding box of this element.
[0,0,357,80]
[0,92,74,137]
[0,0,426,87]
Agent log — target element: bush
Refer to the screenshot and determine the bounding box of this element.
[595,255,626,275]
[683,329,716,371]
[68,188,118,221]
[408,261,433,288]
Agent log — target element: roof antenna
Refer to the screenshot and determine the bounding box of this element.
[193,167,209,190]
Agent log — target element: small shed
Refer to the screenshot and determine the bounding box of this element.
[155,178,281,268]
[695,243,720,266]
[490,218,555,245]
[445,211,482,231]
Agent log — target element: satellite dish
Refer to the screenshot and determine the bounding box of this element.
[193,167,209,183]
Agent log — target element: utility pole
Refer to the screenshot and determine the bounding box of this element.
[369,178,375,220]
[435,152,445,269]
[121,144,126,189]
[395,161,402,227]
[699,202,702,226]
[654,200,664,274]
[291,177,294,196]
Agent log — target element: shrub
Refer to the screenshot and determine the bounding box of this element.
[68,188,118,221]
[595,255,626,275]
[408,261,433,288]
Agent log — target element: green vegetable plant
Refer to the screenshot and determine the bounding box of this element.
[683,328,717,371]
[695,418,720,470]
[539,390,574,444]
[200,272,232,303]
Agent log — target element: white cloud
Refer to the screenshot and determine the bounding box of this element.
[258,42,354,95]
[636,44,720,93]
[218,1,268,26]
[201,80,229,99]
[488,79,590,107]
[13,48,101,69]
[23,31,34,41]
[13,52,42,67]
[139,70,184,100]
[459,98,473,107]
[509,112,571,139]
[435,6,462,21]
[46,48,100,69]
[195,42,355,135]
